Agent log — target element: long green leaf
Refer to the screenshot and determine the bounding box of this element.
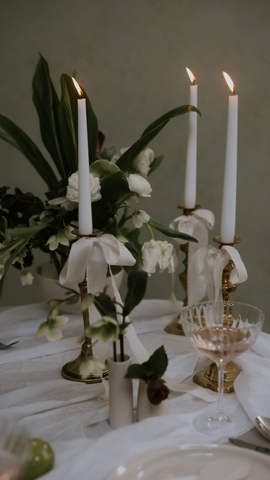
[4,223,47,243]
[116,105,200,172]
[0,114,58,191]
[149,217,198,242]
[0,130,23,152]
[32,54,67,178]
[124,271,147,315]
[58,75,77,173]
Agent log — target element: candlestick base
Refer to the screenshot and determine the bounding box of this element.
[193,361,241,393]
[192,235,242,393]
[165,204,200,336]
[61,336,109,384]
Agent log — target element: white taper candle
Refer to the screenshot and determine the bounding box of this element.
[184,68,198,209]
[220,72,238,243]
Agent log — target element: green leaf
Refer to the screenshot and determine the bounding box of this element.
[0,114,58,191]
[81,85,98,164]
[94,294,117,319]
[141,345,168,379]
[116,105,200,172]
[0,130,23,152]
[58,74,77,173]
[124,271,147,315]
[148,217,198,242]
[148,155,165,175]
[4,224,47,243]
[32,54,67,179]
[125,363,144,380]
[0,238,29,298]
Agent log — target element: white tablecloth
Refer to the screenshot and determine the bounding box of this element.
[1,300,270,480]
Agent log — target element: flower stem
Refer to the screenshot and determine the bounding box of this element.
[145,222,155,240]
[113,341,117,362]
[119,334,124,362]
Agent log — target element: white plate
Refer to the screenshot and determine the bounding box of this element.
[107,443,270,480]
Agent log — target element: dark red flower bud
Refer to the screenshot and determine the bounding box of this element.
[147,381,170,405]
[97,131,105,152]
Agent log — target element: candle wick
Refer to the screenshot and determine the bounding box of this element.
[192,78,197,85]
[232,86,236,95]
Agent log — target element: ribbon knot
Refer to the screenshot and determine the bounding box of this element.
[169,209,215,307]
[193,244,248,302]
[60,233,136,294]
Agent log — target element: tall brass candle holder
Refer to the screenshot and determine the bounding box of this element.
[165,203,200,336]
[192,234,242,393]
[61,229,109,384]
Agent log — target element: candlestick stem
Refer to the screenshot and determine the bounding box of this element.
[61,229,109,384]
[164,203,200,336]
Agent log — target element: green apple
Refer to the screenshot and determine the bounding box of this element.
[20,438,54,480]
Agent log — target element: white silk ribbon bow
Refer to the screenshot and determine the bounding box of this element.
[59,234,136,294]
[169,209,215,307]
[193,244,248,303]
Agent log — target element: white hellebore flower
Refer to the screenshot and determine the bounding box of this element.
[36,314,69,342]
[20,271,34,286]
[46,226,76,251]
[66,171,101,203]
[47,197,78,212]
[141,240,174,276]
[79,357,105,379]
[128,174,152,198]
[132,210,150,228]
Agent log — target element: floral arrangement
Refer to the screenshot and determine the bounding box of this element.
[125,345,170,405]
[0,54,199,299]
[36,270,148,377]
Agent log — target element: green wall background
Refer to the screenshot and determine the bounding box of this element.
[1,0,270,331]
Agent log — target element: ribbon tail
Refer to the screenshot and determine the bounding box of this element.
[170,243,180,309]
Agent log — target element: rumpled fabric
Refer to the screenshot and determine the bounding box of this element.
[2,301,270,480]
[193,245,248,302]
[59,234,136,295]
[169,209,215,307]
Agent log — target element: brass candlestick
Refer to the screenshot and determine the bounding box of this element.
[164,203,201,336]
[192,235,242,393]
[61,229,109,384]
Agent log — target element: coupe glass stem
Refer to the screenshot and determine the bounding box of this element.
[216,362,225,418]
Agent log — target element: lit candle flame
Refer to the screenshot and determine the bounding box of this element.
[223,72,235,94]
[186,67,197,85]
[72,77,83,96]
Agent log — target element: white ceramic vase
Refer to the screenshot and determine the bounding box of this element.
[34,262,124,313]
[108,354,133,429]
[137,379,168,422]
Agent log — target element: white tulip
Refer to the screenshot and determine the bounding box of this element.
[141,240,161,276]
[128,174,152,198]
[158,241,174,273]
[141,240,175,276]
[132,210,150,228]
[120,147,154,177]
[66,171,101,203]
